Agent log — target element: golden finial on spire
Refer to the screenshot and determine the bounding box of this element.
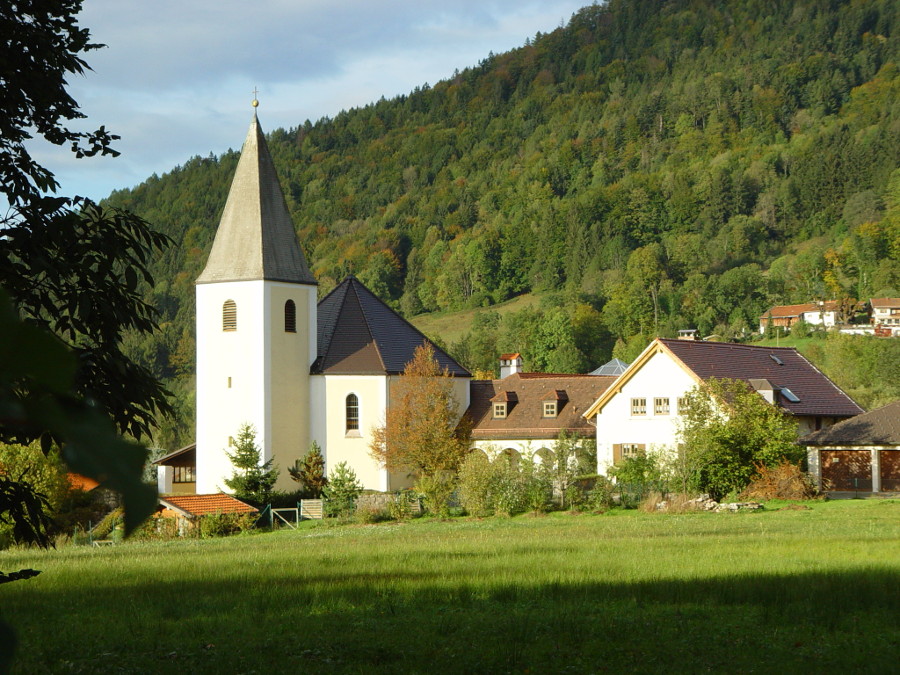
[251,86,259,108]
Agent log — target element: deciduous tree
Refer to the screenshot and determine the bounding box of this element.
[370,344,471,514]
[677,378,801,500]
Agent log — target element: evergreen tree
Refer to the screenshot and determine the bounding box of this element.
[223,424,278,505]
[288,441,328,498]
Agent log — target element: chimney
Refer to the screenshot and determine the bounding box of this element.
[499,353,522,379]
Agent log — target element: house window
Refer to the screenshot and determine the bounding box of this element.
[284,299,296,333]
[654,397,670,415]
[677,396,689,413]
[622,444,643,459]
[223,300,237,331]
[173,466,195,483]
[613,443,646,463]
[493,402,507,419]
[543,401,557,417]
[630,398,646,416]
[346,393,359,432]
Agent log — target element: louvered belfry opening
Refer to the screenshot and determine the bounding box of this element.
[223,300,237,331]
[284,299,297,332]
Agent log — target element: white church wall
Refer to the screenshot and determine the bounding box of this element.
[317,374,390,491]
[196,281,267,493]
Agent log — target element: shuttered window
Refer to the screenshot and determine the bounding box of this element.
[223,300,237,331]
[654,397,670,415]
[630,398,646,416]
[346,393,359,432]
[613,443,646,464]
[284,299,297,333]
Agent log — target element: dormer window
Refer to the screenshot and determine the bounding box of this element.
[543,401,557,418]
[223,300,237,331]
[493,402,507,419]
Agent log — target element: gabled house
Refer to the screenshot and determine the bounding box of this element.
[800,401,900,493]
[583,338,863,475]
[156,493,258,535]
[467,370,617,463]
[870,298,900,336]
[759,301,840,334]
[153,444,196,494]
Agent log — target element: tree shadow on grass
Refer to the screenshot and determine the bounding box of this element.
[4,566,899,673]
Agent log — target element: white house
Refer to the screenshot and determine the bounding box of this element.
[583,338,863,475]
[758,301,839,334]
[870,298,900,336]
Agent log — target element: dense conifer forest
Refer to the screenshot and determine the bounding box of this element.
[104,0,900,447]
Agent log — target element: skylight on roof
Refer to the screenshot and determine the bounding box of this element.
[770,354,784,365]
[781,387,800,403]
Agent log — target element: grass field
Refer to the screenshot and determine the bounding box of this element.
[409,293,541,347]
[2,500,898,674]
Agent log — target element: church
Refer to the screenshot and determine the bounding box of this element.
[155,108,611,496]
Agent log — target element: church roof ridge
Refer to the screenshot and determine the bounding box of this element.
[196,114,316,285]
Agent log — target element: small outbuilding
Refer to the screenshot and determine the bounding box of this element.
[800,401,900,493]
[157,493,258,535]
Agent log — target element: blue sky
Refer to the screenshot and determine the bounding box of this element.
[34,0,591,202]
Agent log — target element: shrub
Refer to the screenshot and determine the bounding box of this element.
[587,476,617,510]
[609,452,667,508]
[458,451,495,516]
[356,505,390,524]
[739,461,821,501]
[416,473,456,517]
[492,460,527,517]
[521,460,553,513]
[388,491,418,521]
[198,512,255,538]
[323,462,362,518]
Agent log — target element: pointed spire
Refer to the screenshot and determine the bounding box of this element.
[197,114,316,285]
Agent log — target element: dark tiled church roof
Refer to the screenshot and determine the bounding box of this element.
[659,339,863,418]
[468,373,617,440]
[801,401,900,446]
[313,276,470,376]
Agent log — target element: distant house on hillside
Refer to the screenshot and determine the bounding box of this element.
[800,401,900,493]
[870,298,900,336]
[759,301,840,334]
[583,338,863,475]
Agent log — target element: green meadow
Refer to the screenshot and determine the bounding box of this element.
[2,500,898,674]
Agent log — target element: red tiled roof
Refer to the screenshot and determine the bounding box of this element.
[159,493,258,517]
[870,298,900,309]
[468,373,617,440]
[800,401,900,447]
[67,473,100,491]
[659,339,863,418]
[759,302,838,319]
[500,353,521,360]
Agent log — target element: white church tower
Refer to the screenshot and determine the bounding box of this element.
[195,103,317,493]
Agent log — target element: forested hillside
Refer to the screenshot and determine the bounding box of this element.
[106,0,900,447]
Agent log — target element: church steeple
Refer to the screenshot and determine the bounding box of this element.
[197,112,316,285]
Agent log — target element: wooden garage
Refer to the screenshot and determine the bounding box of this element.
[801,401,900,494]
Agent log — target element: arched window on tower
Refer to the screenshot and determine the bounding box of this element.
[284,299,297,333]
[346,393,359,433]
[223,300,237,331]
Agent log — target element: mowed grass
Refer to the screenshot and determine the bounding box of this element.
[409,293,541,346]
[2,500,899,674]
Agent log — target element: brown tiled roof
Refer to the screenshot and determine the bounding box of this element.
[870,298,900,309]
[158,493,258,518]
[759,302,838,319]
[800,401,900,446]
[659,339,863,418]
[313,276,469,376]
[468,373,617,440]
[500,353,521,359]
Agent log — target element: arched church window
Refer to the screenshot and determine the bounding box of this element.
[346,393,359,432]
[284,299,297,333]
[223,300,237,331]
